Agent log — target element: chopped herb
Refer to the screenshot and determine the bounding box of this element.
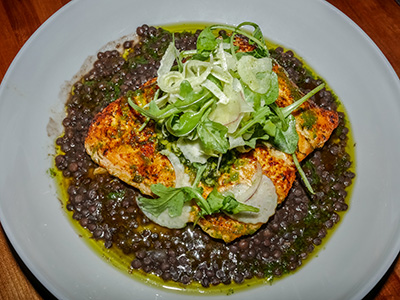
[47,168,57,178]
[301,110,317,130]
[107,190,126,200]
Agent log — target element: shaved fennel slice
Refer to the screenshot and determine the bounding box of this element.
[202,79,229,104]
[144,93,168,109]
[228,135,247,149]
[157,42,178,78]
[159,150,191,188]
[211,65,233,84]
[237,55,273,94]
[157,71,184,94]
[177,138,210,164]
[226,164,278,224]
[183,60,212,89]
[208,79,253,133]
[228,162,263,200]
[215,42,228,70]
[215,42,236,71]
[138,202,192,229]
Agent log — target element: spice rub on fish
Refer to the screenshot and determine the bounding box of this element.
[84,79,175,196]
[85,61,339,242]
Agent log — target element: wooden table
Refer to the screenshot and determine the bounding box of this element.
[0,0,399,299]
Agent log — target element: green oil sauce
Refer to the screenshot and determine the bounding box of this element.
[52,23,356,296]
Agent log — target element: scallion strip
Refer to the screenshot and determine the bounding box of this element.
[292,153,315,195]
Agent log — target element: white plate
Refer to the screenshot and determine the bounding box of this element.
[1,0,400,299]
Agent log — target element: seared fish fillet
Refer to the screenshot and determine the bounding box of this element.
[191,63,338,242]
[85,54,338,244]
[84,79,176,196]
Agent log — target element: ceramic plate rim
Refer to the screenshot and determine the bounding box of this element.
[1,0,400,299]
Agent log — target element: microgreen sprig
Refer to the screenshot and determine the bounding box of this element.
[209,22,270,58]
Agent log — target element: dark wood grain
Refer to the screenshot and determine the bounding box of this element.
[328,0,400,78]
[0,0,399,299]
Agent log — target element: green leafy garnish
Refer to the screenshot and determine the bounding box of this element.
[273,114,299,154]
[137,183,259,219]
[166,99,214,137]
[210,22,270,58]
[137,159,259,219]
[138,184,188,217]
[281,83,325,118]
[206,188,259,215]
[129,22,327,221]
[128,97,179,122]
[293,154,315,194]
[197,119,230,155]
[197,27,218,55]
[175,80,211,110]
[233,105,272,138]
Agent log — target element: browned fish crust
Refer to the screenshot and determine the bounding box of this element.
[193,212,261,241]
[85,80,176,196]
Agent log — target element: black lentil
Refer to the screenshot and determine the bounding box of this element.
[54,24,355,290]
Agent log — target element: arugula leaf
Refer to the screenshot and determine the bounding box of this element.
[137,184,187,217]
[128,97,179,121]
[182,186,213,215]
[166,113,198,137]
[197,119,230,154]
[210,23,270,58]
[207,188,259,214]
[224,196,259,214]
[206,188,226,212]
[272,114,299,154]
[192,163,208,188]
[233,105,272,138]
[165,99,214,136]
[243,125,270,148]
[174,80,211,110]
[236,22,269,58]
[270,102,288,131]
[138,183,259,220]
[197,27,218,54]
[265,83,323,154]
[263,119,276,137]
